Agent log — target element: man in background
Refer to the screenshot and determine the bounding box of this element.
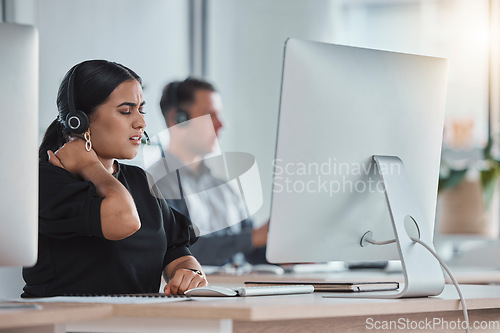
[150,77,268,266]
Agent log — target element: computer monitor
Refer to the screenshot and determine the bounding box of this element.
[266,39,448,298]
[0,23,38,267]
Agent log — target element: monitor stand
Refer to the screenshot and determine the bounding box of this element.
[326,155,445,299]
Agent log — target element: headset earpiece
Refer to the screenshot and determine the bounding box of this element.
[174,110,190,125]
[65,110,89,134]
[171,81,190,126]
[64,65,90,134]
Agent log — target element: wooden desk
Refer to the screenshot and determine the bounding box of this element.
[0,303,112,333]
[444,267,500,285]
[63,285,500,333]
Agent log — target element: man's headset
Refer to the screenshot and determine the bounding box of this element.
[62,65,150,145]
[171,81,190,125]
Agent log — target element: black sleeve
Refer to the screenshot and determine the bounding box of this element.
[161,200,198,268]
[38,163,104,239]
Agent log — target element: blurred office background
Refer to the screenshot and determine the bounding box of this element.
[1,0,500,294]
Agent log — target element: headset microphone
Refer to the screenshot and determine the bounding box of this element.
[143,131,151,145]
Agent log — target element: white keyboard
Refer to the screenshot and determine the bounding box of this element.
[184,284,314,297]
[235,285,314,296]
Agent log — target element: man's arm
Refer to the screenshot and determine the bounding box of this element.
[189,229,254,266]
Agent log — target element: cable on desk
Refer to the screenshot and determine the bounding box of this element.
[364,235,470,333]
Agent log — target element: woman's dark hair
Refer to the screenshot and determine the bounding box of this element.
[38,60,141,162]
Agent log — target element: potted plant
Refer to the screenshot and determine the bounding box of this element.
[437,138,500,237]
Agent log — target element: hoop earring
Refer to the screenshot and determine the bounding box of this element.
[84,131,92,152]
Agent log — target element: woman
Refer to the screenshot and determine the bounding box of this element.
[22,60,207,297]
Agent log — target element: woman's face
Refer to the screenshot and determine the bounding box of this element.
[88,79,146,160]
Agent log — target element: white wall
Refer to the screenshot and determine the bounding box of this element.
[331,0,490,148]
[206,0,337,224]
[36,0,190,139]
[0,267,24,298]
[206,0,490,225]
[3,0,191,142]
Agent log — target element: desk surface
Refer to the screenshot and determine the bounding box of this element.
[9,285,500,333]
[5,270,500,332]
[105,284,500,321]
[0,303,112,330]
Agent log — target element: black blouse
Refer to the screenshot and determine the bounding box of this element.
[22,162,197,297]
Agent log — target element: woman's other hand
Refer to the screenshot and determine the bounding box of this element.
[48,137,101,175]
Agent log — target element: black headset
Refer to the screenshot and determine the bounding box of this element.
[63,65,90,135]
[171,81,190,125]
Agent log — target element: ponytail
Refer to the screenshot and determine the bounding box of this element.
[38,119,67,162]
